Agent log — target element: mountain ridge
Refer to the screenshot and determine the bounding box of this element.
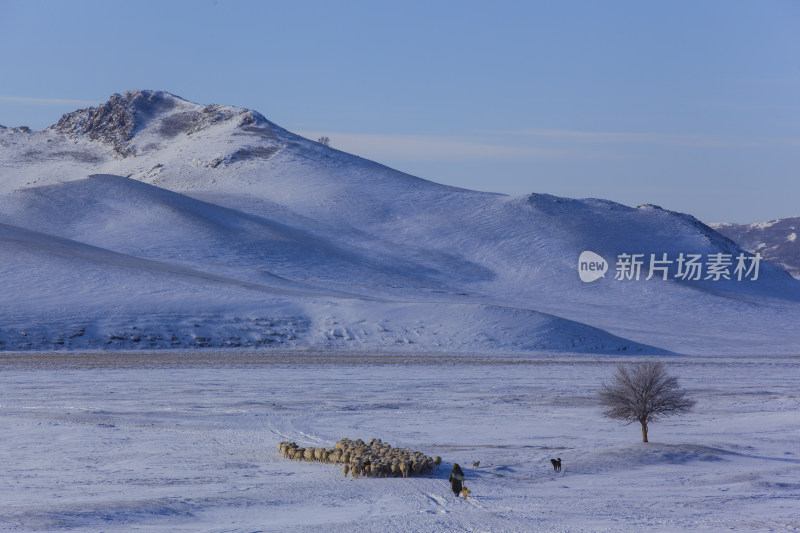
[1,90,798,354]
[711,217,800,280]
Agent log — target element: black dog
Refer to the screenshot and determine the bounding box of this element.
[449,463,465,497]
[550,458,562,472]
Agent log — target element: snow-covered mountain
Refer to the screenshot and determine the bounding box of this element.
[711,218,800,280]
[2,90,799,354]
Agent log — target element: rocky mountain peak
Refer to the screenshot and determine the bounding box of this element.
[50,90,175,155]
[49,90,278,157]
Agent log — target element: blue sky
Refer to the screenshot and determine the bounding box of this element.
[1,0,798,223]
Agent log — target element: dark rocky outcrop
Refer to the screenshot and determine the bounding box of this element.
[49,90,280,156]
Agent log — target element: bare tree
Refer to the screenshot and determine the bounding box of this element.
[599,361,695,443]
[317,136,330,147]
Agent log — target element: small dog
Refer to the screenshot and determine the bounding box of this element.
[472,460,480,468]
[550,458,562,472]
[461,486,471,500]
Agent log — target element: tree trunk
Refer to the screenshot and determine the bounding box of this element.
[641,420,648,443]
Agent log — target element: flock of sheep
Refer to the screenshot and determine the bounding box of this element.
[278,437,442,478]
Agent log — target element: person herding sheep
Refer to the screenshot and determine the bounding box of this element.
[449,463,465,497]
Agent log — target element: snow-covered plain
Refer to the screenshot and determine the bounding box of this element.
[1,353,799,532]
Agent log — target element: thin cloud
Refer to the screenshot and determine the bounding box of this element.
[295,128,800,164]
[0,95,99,106]
[488,128,799,149]
[296,131,617,161]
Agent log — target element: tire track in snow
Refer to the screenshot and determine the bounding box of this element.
[262,416,333,447]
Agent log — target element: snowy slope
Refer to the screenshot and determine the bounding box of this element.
[0,217,661,354]
[1,90,799,354]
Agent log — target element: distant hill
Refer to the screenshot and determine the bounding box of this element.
[711,218,800,280]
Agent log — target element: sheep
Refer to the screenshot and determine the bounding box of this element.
[279,437,439,479]
[371,462,385,477]
[279,441,300,459]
